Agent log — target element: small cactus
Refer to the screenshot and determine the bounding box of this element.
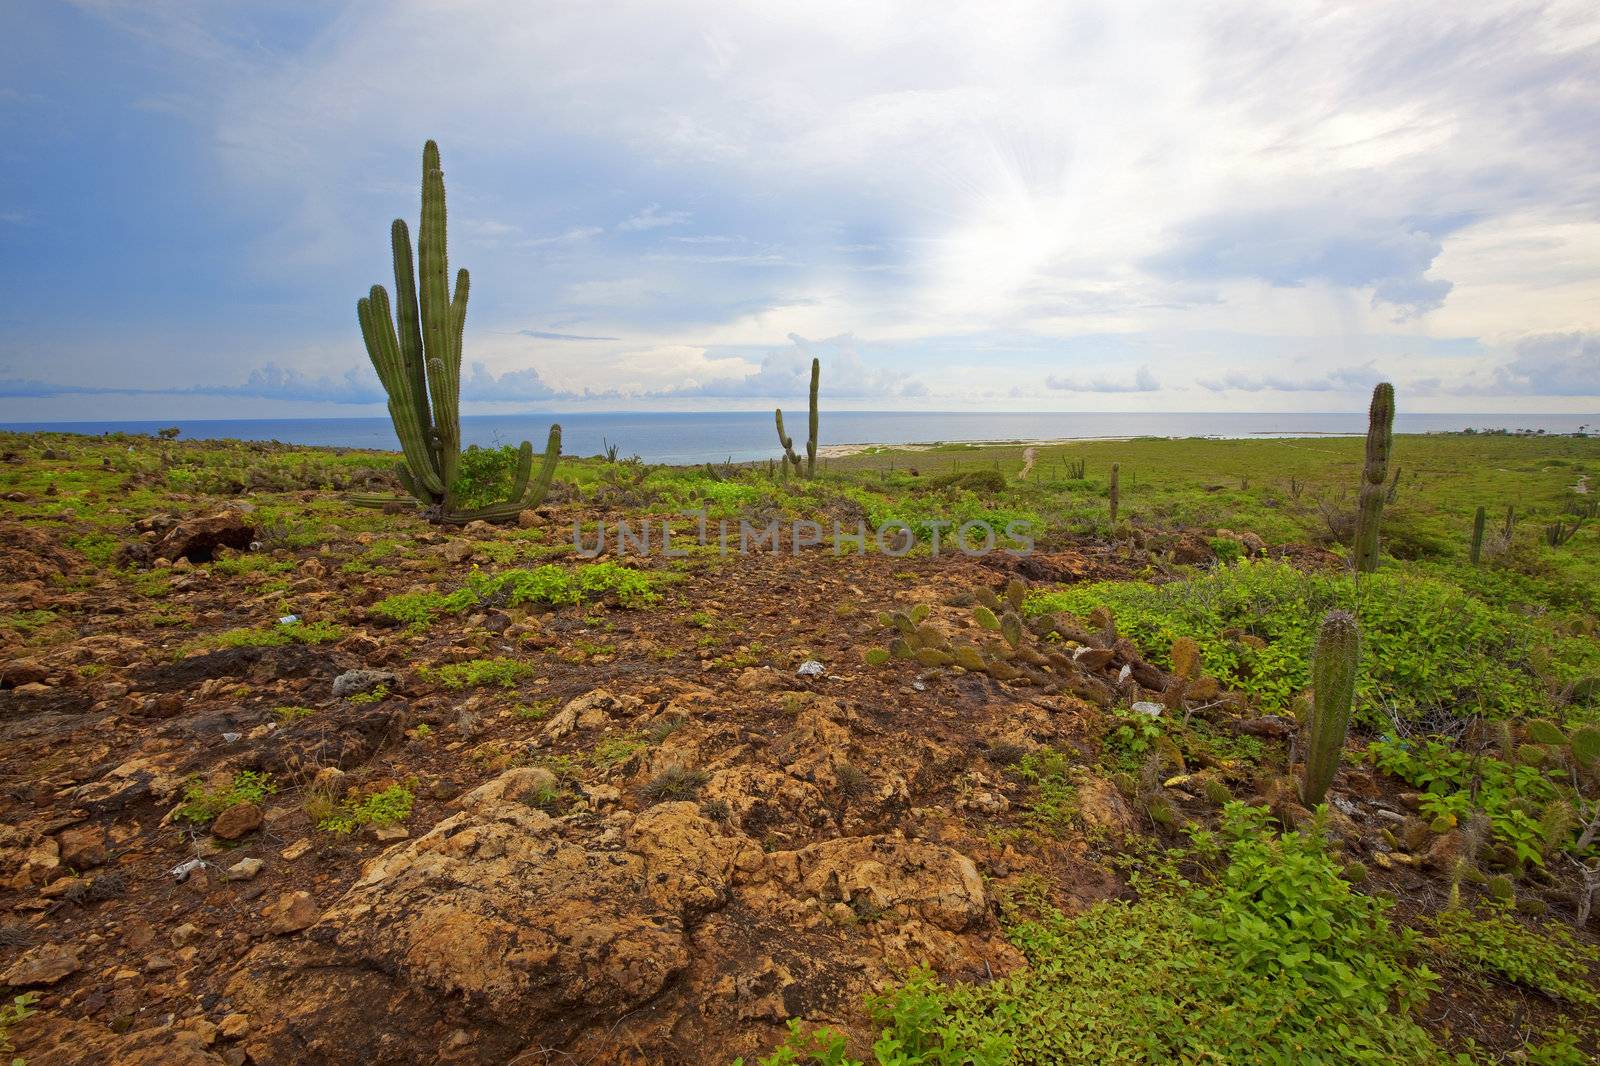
[1469,505,1486,565]
[773,358,821,478]
[1109,463,1121,523]
[1353,382,1394,573]
[1301,610,1359,806]
[1486,874,1515,902]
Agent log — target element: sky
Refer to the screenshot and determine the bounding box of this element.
[1,0,1598,420]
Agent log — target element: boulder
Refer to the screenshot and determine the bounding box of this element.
[225,768,760,1062]
[763,834,986,932]
[210,802,263,841]
[152,510,254,564]
[1,942,81,987]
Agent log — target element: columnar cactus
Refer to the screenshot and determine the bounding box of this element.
[1109,463,1121,523]
[1470,505,1486,565]
[773,358,820,478]
[1302,610,1360,806]
[1353,382,1394,573]
[354,141,560,523]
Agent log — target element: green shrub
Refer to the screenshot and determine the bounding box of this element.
[421,656,535,690]
[452,444,529,510]
[211,620,343,649]
[1,992,39,1061]
[317,784,414,834]
[370,562,669,629]
[1424,904,1598,1006]
[1026,560,1598,724]
[1367,736,1563,865]
[175,770,274,823]
[756,805,1444,1065]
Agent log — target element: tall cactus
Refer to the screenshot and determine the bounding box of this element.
[1469,505,1486,565]
[1109,463,1121,523]
[774,357,820,478]
[354,141,560,524]
[1352,382,1394,573]
[1302,610,1360,806]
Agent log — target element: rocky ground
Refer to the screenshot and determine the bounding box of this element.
[0,434,1596,1064]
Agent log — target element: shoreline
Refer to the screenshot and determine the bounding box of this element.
[815,430,1371,458]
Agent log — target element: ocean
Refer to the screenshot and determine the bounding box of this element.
[2,411,1592,465]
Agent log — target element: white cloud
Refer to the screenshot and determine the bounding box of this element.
[15,0,1600,413]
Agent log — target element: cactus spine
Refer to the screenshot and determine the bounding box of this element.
[355,141,560,523]
[773,357,820,478]
[1470,505,1486,565]
[1109,463,1120,523]
[1353,382,1394,573]
[1301,609,1359,806]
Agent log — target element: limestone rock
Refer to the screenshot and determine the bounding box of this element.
[210,802,263,841]
[1077,776,1139,835]
[763,834,986,932]
[225,768,757,1061]
[1,942,81,986]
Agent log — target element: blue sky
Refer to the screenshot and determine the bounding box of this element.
[2,0,1598,419]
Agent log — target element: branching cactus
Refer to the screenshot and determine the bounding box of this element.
[1109,463,1121,523]
[1353,383,1394,572]
[774,358,820,478]
[1302,609,1359,806]
[1470,505,1486,565]
[353,141,561,524]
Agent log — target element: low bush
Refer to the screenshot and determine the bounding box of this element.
[1026,560,1600,725]
[750,805,1444,1064]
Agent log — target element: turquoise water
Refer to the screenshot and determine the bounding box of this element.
[2,411,1591,465]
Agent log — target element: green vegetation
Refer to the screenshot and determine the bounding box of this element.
[352,140,561,523]
[752,807,1443,1065]
[1027,560,1600,725]
[175,771,275,823]
[208,620,344,649]
[1424,904,1598,1006]
[421,656,536,690]
[316,784,415,834]
[370,561,670,629]
[2,992,38,1064]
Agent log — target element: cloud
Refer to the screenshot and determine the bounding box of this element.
[1148,211,1462,318]
[8,1,1600,416]
[1196,365,1387,393]
[1490,332,1600,396]
[517,330,620,341]
[617,204,691,232]
[461,362,560,402]
[659,333,927,399]
[1045,365,1159,393]
[187,363,384,404]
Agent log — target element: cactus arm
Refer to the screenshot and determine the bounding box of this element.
[1302,610,1360,805]
[1470,505,1486,565]
[358,287,446,499]
[775,408,801,471]
[519,423,561,507]
[806,357,819,478]
[1109,463,1120,523]
[418,141,460,502]
[389,218,435,472]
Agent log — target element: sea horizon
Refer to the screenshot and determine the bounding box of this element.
[2,410,1592,465]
